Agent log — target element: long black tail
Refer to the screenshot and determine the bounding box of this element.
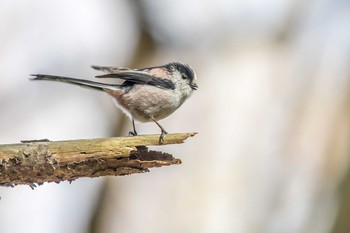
[30,74,120,91]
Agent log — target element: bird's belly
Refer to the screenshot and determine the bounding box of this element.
[127,85,182,122]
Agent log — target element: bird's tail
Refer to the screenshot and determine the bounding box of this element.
[30,74,120,91]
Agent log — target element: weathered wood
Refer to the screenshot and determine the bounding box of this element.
[0,133,197,188]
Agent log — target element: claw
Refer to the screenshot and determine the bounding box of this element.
[158,130,168,144]
[129,118,138,136]
[129,131,137,136]
[145,114,168,143]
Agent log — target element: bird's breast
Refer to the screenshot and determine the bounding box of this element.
[109,85,184,122]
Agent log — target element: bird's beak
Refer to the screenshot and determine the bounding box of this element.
[190,83,198,90]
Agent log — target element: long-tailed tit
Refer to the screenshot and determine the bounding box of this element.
[31,62,198,142]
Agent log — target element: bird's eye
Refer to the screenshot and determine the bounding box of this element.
[182,74,187,80]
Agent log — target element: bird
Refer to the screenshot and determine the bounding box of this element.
[30,62,198,142]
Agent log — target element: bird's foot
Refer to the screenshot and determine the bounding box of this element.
[158,130,168,144]
[129,131,138,136]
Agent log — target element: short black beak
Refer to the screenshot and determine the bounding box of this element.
[190,83,198,90]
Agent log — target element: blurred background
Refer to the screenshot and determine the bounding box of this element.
[1,0,350,232]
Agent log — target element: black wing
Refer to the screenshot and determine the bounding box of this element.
[91,65,175,90]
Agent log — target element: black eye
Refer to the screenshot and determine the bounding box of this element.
[182,74,187,80]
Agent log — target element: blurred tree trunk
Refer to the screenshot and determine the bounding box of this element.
[333,170,350,233]
[331,102,350,233]
[88,1,159,233]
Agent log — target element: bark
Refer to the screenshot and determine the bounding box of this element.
[0,133,196,188]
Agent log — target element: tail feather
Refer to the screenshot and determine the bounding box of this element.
[30,74,120,91]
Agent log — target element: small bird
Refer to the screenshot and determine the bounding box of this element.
[31,62,198,142]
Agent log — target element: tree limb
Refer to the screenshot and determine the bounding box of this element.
[0,133,197,188]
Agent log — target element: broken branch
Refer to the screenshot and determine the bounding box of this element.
[0,133,197,188]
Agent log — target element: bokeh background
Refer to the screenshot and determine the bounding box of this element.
[1,0,350,233]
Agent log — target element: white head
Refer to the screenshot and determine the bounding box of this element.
[166,62,198,98]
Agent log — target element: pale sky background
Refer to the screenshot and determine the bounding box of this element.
[1,1,350,233]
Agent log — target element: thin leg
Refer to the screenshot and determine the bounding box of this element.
[148,115,168,143]
[129,118,138,136]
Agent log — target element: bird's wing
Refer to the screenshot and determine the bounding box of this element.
[91,65,175,90]
[91,65,130,73]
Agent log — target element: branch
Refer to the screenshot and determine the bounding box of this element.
[0,133,197,188]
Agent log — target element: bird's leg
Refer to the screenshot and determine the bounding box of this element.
[148,115,168,143]
[129,118,138,136]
